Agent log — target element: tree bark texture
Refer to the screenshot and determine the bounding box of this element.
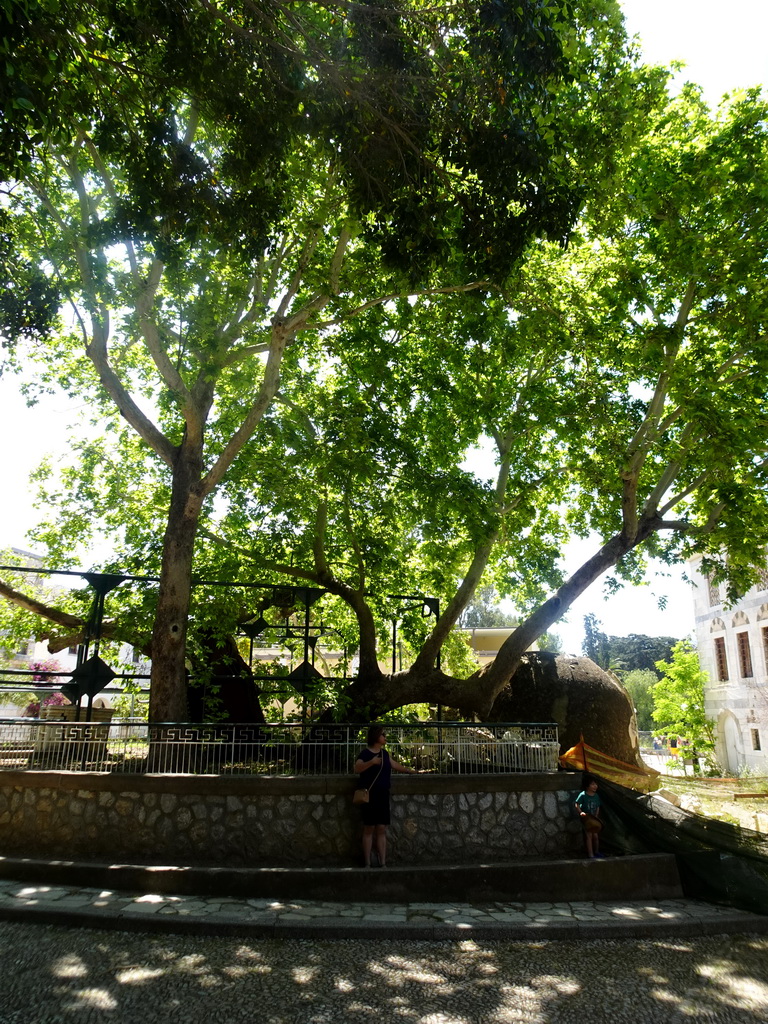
[148,439,205,722]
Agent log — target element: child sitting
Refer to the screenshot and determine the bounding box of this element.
[574,777,604,859]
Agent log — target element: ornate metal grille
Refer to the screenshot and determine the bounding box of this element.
[0,720,559,776]
[0,566,445,725]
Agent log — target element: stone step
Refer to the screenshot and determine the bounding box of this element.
[2,874,762,941]
[0,851,682,904]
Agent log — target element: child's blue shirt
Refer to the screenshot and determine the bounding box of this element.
[575,790,601,816]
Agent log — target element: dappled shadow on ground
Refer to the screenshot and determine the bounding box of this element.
[1,922,767,1023]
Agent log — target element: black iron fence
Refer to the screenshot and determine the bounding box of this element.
[0,720,559,775]
[0,567,442,725]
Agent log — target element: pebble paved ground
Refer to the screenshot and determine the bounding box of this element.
[1,919,768,1024]
[2,876,768,1023]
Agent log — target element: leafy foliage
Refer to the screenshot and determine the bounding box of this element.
[621,668,657,731]
[458,587,517,628]
[652,641,715,754]
[581,616,678,675]
[3,5,768,726]
[0,211,59,352]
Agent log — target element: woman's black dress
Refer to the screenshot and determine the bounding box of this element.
[357,747,391,826]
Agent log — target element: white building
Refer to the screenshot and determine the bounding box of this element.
[690,557,768,774]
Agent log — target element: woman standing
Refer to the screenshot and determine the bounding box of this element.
[354,724,417,867]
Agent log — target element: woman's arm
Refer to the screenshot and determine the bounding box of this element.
[354,754,382,774]
[389,757,418,775]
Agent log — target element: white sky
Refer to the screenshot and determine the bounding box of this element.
[621,0,768,105]
[2,2,766,653]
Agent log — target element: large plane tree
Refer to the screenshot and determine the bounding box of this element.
[7,85,768,724]
[1,0,647,719]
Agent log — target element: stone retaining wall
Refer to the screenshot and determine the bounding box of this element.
[0,771,584,866]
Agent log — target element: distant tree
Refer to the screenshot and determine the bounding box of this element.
[537,631,564,655]
[622,668,657,731]
[582,616,678,678]
[582,614,610,668]
[608,635,678,674]
[458,586,517,629]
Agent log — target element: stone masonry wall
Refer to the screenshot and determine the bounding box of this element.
[0,772,583,866]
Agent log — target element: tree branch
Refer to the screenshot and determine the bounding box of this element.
[82,134,141,283]
[86,323,177,466]
[642,421,698,515]
[221,339,272,368]
[275,227,323,320]
[329,221,352,296]
[199,324,293,496]
[623,279,698,479]
[464,517,663,714]
[0,580,84,630]
[412,446,513,674]
[134,260,196,409]
[197,527,322,583]
[312,499,330,578]
[308,280,493,329]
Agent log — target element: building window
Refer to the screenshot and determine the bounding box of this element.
[752,729,762,751]
[68,646,78,655]
[708,575,721,606]
[714,637,729,681]
[737,632,753,678]
[758,568,768,592]
[131,648,141,664]
[16,641,30,656]
[763,627,768,672]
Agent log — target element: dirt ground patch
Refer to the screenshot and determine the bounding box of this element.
[657,776,768,832]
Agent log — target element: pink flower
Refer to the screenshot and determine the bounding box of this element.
[29,658,62,683]
[42,692,68,707]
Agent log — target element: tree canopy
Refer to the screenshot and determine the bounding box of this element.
[581,616,678,674]
[3,3,768,724]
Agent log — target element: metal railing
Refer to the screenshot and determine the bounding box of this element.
[0,719,560,776]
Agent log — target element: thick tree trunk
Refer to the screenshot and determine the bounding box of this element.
[148,440,204,722]
[187,631,266,724]
[342,665,490,721]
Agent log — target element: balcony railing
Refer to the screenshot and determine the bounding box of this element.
[0,720,559,776]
